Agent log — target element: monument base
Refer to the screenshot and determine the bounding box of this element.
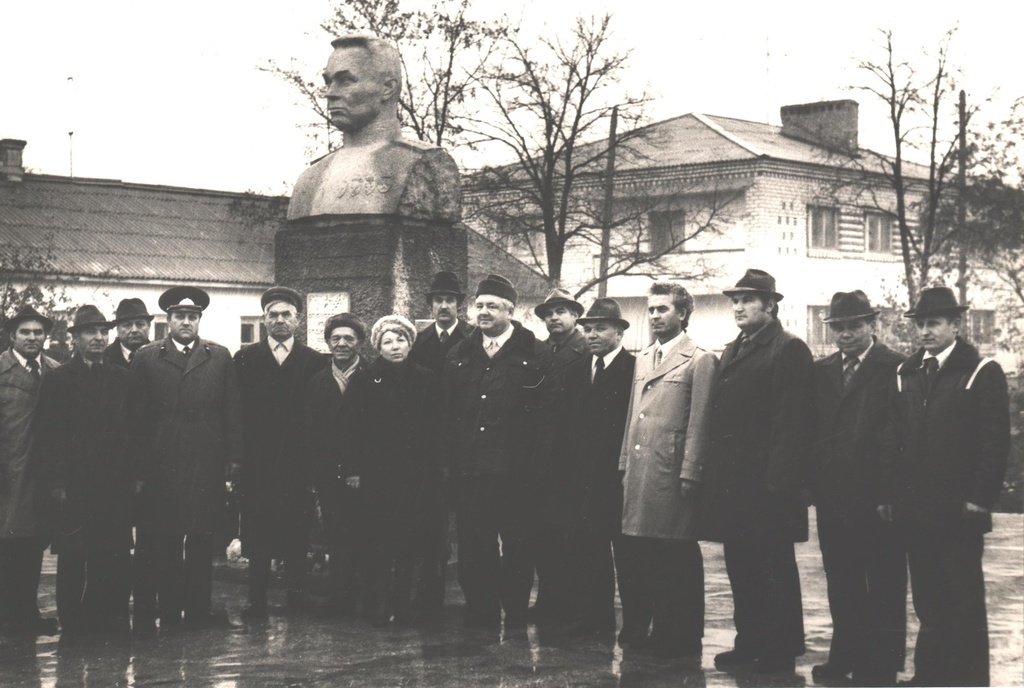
[276,214,468,343]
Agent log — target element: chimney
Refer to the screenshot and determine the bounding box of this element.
[1,139,28,183]
[780,100,858,152]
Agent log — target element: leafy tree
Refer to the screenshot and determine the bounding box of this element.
[0,236,70,357]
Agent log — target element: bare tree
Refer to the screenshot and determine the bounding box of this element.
[260,0,508,154]
[462,14,658,287]
[851,27,975,304]
[0,237,70,355]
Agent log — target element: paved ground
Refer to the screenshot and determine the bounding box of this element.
[1,513,1020,687]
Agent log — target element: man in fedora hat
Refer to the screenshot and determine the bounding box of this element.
[530,287,587,621]
[130,286,243,630]
[440,274,553,630]
[809,291,907,685]
[880,286,1009,687]
[408,271,471,615]
[618,282,716,658]
[0,305,60,636]
[700,268,814,674]
[104,298,155,369]
[233,287,327,620]
[34,305,134,634]
[555,298,638,639]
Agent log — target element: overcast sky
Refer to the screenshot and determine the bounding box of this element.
[3,0,1018,195]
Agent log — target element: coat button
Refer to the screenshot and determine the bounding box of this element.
[479,427,486,432]
[639,413,645,419]
[634,444,640,450]
[481,394,486,399]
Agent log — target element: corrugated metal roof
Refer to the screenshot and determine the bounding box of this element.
[0,175,286,285]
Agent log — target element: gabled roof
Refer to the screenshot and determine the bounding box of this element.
[0,174,286,285]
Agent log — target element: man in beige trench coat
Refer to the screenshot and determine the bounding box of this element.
[618,281,717,659]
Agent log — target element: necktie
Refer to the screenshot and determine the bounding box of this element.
[182,345,191,357]
[128,351,135,365]
[485,339,498,358]
[27,358,40,380]
[654,346,662,368]
[439,330,449,344]
[593,356,605,384]
[275,341,288,365]
[842,355,859,389]
[923,357,939,392]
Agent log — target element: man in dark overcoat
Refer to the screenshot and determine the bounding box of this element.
[234,287,327,619]
[407,271,471,615]
[35,305,134,635]
[810,291,907,686]
[440,274,553,630]
[879,287,1009,687]
[0,306,60,636]
[130,286,243,630]
[304,312,368,615]
[700,269,814,674]
[530,288,587,621]
[556,299,636,640]
[103,298,154,369]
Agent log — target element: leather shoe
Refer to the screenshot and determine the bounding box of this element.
[751,656,796,674]
[184,609,240,630]
[714,649,755,669]
[617,627,650,647]
[812,662,851,680]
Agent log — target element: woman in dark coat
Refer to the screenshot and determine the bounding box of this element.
[344,315,439,625]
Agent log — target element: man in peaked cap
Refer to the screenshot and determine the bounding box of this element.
[408,271,471,615]
[810,291,907,685]
[233,287,327,620]
[555,298,639,639]
[129,286,243,630]
[34,305,134,635]
[439,274,554,630]
[104,298,155,369]
[701,268,814,674]
[529,287,587,621]
[879,287,1009,687]
[0,305,60,636]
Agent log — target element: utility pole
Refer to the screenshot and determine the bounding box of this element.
[956,89,969,334]
[598,106,618,298]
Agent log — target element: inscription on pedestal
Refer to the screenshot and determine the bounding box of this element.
[306,291,351,353]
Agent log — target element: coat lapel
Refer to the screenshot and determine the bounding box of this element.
[184,339,211,376]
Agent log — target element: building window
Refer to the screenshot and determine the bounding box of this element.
[807,305,830,350]
[240,317,264,345]
[648,209,685,254]
[865,211,893,253]
[970,310,995,345]
[808,206,839,249]
[154,322,167,341]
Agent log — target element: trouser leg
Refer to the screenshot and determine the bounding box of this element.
[454,476,501,624]
[183,533,213,619]
[132,525,158,621]
[613,534,653,639]
[56,537,87,632]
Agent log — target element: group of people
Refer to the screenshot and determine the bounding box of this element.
[0,266,1009,688]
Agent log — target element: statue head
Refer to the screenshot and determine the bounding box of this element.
[323,35,402,137]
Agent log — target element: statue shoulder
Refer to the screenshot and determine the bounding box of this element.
[392,137,440,153]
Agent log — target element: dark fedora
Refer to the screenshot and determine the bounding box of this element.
[904,286,969,319]
[822,290,880,323]
[426,271,466,301]
[261,286,303,313]
[158,286,210,314]
[112,298,154,324]
[3,305,53,334]
[67,305,111,333]
[534,288,584,318]
[476,274,518,305]
[722,268,784,302]
[577,298,630,330]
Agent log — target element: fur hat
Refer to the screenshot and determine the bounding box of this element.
[323,312,366,343]
[370,315,417,351]
[476,274,518,305]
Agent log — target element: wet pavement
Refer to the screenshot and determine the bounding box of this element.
[2,513,1021,687]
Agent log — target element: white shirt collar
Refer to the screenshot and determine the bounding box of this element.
[654,329,686,359]
[593,346,622,372]
[483,325,514,351]
[435,322,455,338]
[120,342,135,361]
[922,339,957,369]
[11,348,36,370]
[271,336,294,352]
[171,338,192,353]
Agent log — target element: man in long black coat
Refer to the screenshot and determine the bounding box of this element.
[440,275,553,630]
[700,269,814,674]
[234,287,327,619]
[407,271,471,614]
[305,312,368,615]
[556,299,636,639]
[131,286,243,630]
[880,287,1009,687]
[35,305,134,635]
[810,291,907,686]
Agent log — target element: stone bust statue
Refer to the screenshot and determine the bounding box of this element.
[288,35,461,223]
